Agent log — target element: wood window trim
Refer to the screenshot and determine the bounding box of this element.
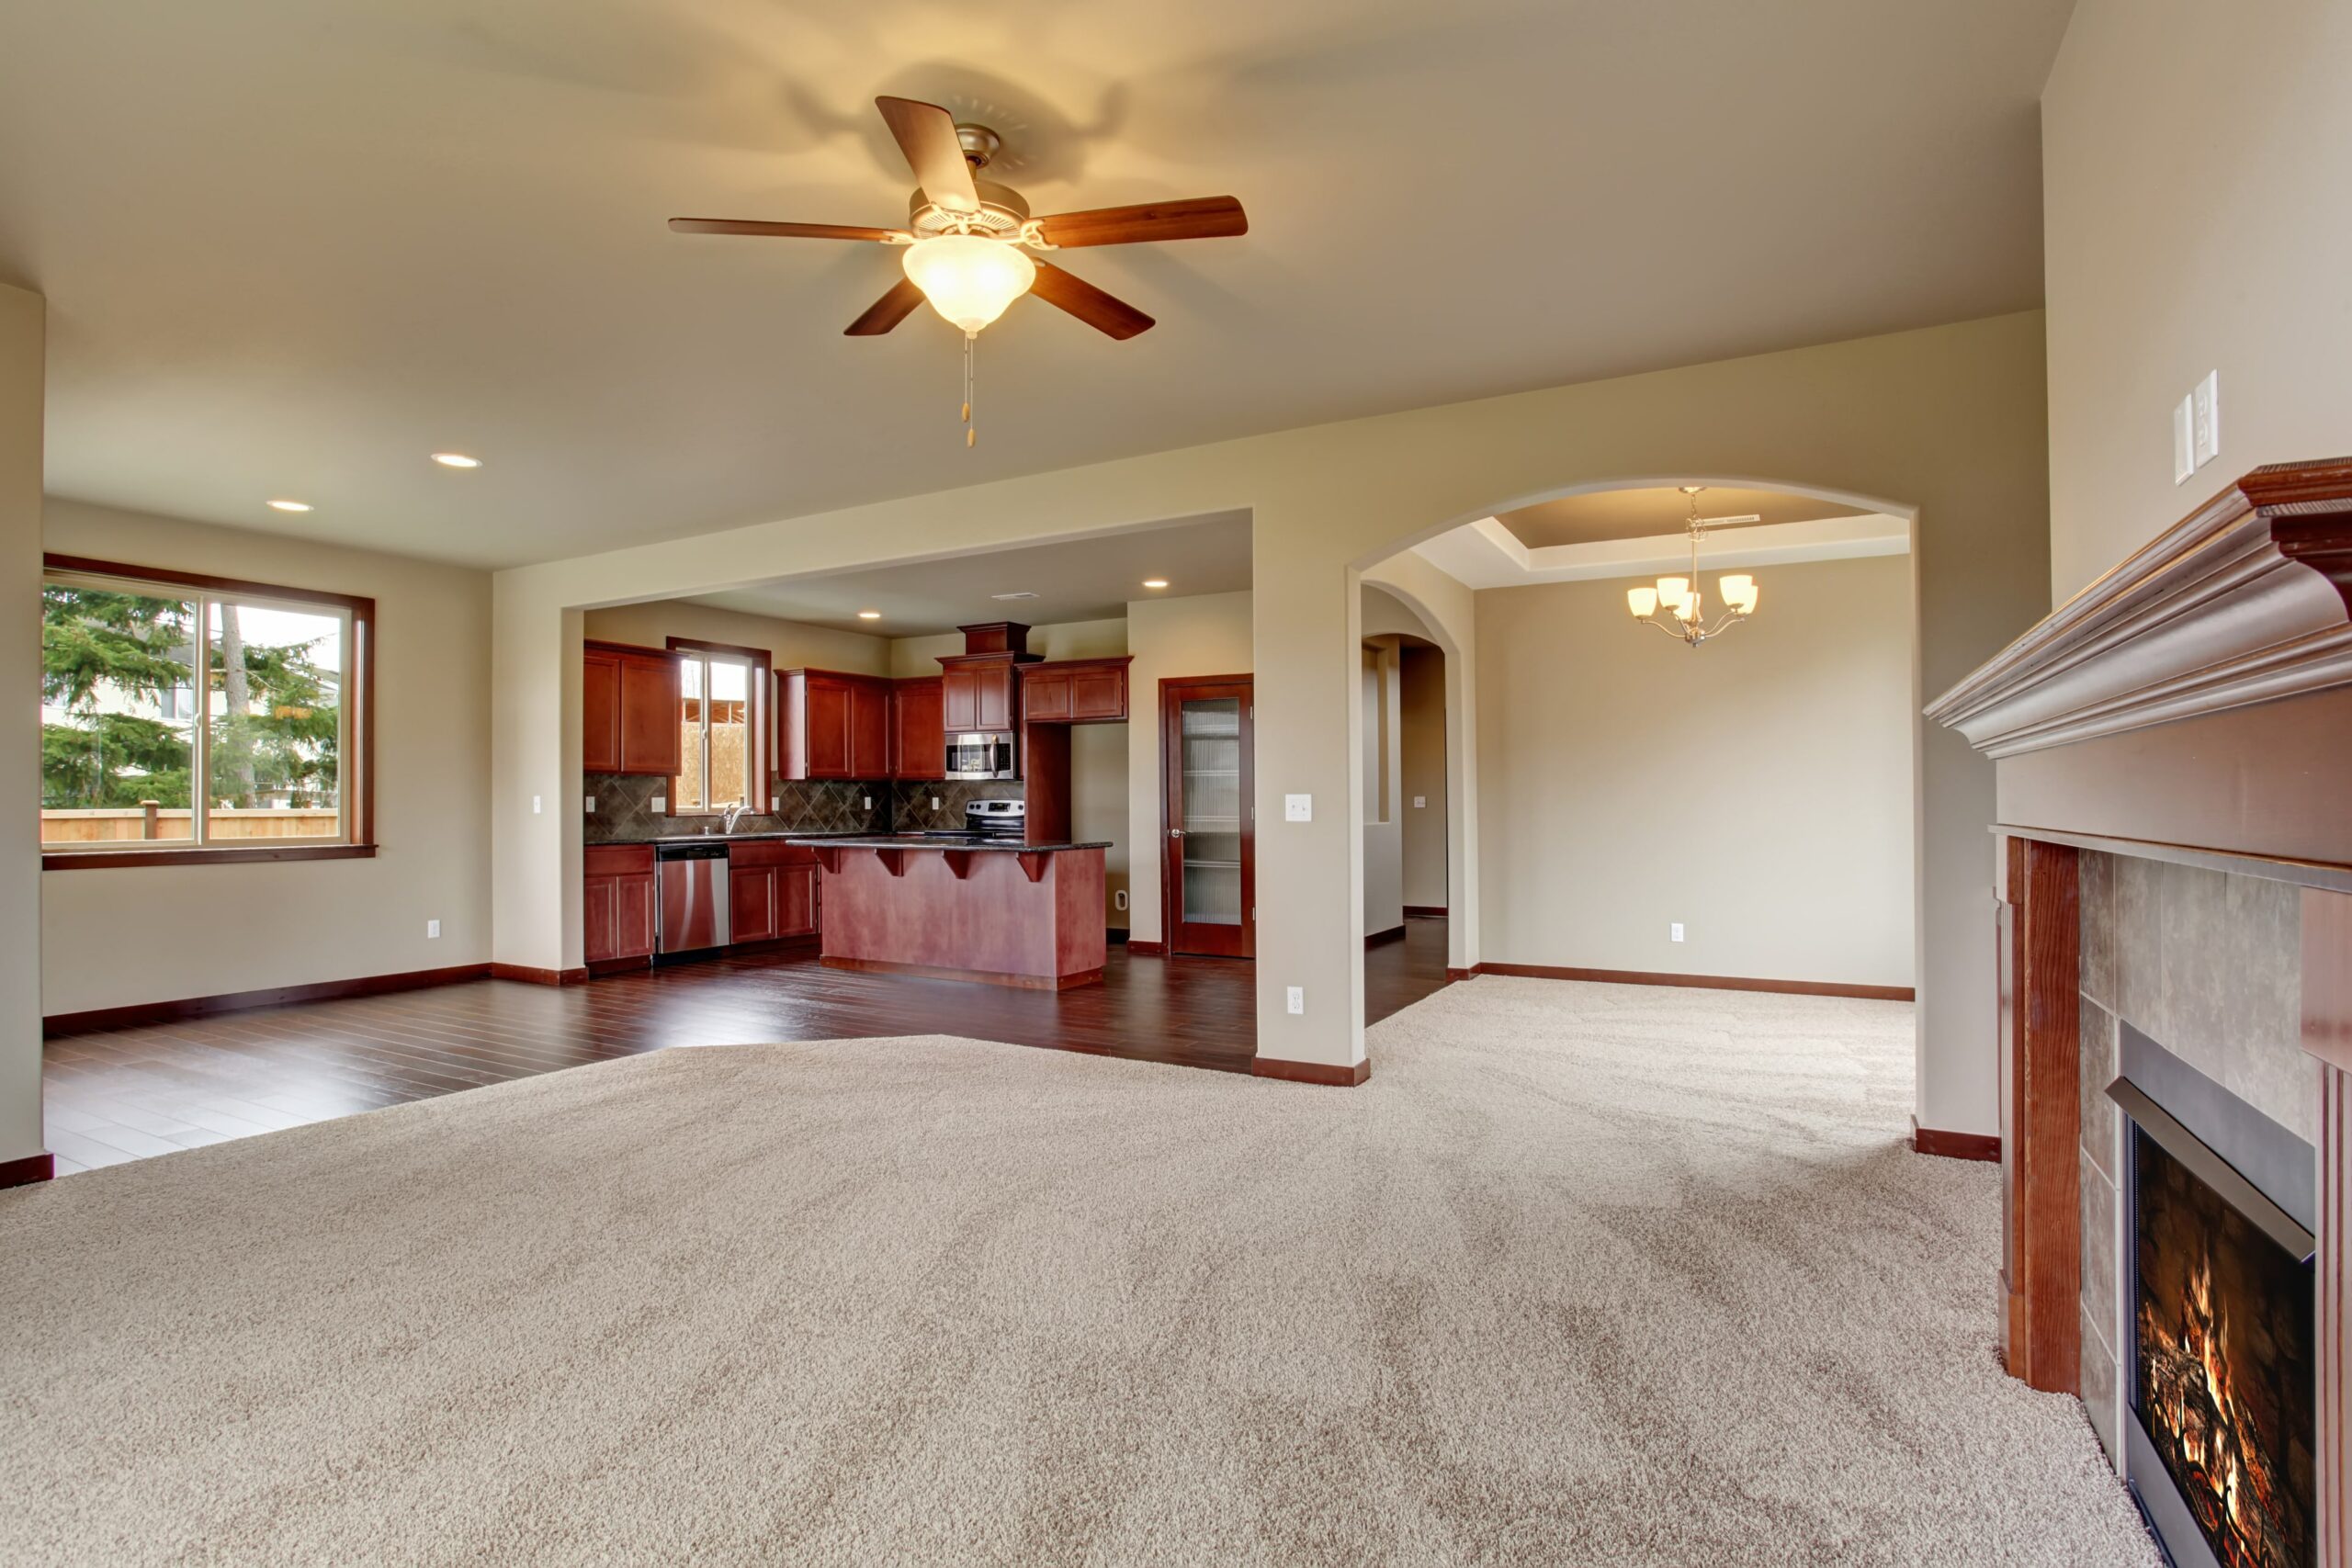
[39,553,377,867]
[664,637,772,817]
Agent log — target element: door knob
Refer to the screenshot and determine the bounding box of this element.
[1169,829,1183,839]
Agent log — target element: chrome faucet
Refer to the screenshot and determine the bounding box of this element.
[722,801,753,834]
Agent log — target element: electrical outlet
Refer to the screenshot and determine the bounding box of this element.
[531,795,543,815]
[931,795,941,811]
[651,795,666,813]
[863,795,874,810]
[1286,986,1305,1015]
[2192,370,2221,468]
[1670,922,1685,942]
[426,919,441,939]
[583,796,596,814]
[1284,794,1312,822]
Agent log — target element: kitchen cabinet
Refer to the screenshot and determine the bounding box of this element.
[940,657,1020,733]
[1019,658,1131,724]
[583,642,683,776]
[729,840,820,945]
[780,670,892,782]
[583,844,658,964]
[890,677,943,780]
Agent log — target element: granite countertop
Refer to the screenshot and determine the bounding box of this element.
[598,830,875,847]
[783,835,1113,853]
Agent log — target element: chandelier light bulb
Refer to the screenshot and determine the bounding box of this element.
[902,233,1037,334]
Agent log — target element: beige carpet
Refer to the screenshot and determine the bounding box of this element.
[1,978,2156,1566]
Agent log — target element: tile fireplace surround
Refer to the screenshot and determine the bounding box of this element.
[1930,457,2352,1564]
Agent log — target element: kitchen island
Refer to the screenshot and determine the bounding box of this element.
[786,836,1111,990]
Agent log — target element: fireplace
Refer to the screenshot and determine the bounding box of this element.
[2112,1027,2319,1568]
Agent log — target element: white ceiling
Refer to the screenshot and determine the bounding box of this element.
[0,0,2073,569]
[687,509,1250,634]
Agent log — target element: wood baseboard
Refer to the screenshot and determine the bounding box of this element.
[820,955,1104,991]
[1125,940,1168,957]
[1464,962,1915,1002]
[1445,966,1479,982]
[0,1152,54,1189]
[44,963,493,1037]
[1912,1116,2001,1162]
[1251,1056,1373,1088]
[1366,924,1407,948]
[488,963,592,987]
[1403,905,1448,919]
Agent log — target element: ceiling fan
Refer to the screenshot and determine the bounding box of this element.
[670,96,1248,443]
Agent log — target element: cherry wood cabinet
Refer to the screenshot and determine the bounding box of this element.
[780,670,892,782]
[940,657,1023,733]
[583,844,657,965]
[583,642,682,776]
[1019,658,1131,724]
[890,677,944,780]
[728,840,820,945]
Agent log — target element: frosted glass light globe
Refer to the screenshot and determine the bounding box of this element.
[902,234,1037,334]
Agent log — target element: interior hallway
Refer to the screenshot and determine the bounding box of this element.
[40,919,1454,1173]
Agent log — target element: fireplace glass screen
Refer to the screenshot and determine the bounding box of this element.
[2132,1124,2314,1568]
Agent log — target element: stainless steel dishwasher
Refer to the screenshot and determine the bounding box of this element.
[655,841,729,960]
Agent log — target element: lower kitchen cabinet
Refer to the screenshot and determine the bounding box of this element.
[728,840,820,945]
[583,844,657,965]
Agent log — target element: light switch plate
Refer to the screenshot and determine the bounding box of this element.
[1284,794,1312,822]
[2192,370,2220,468]
[426,919,441,939]
[2173,395,2196,484]
[1412,795,1427,808]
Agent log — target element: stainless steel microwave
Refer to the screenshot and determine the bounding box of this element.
[945,732,1016,780]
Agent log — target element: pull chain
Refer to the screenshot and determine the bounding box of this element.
[961,331,976,448]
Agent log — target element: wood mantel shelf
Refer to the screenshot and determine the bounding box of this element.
[1929,457,2352,870]
[1928,457,2352,760]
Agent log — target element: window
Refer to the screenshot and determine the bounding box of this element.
[668,638,768,815]
[40,557,374,866]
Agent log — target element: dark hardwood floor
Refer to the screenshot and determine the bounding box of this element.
[40,918,1454,1175]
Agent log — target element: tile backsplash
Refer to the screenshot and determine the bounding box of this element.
[886,779,1023,832]
[585,773,889,842]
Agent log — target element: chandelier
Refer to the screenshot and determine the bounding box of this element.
[1625,486,1761,646]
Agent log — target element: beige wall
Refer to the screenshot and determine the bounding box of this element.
[1,286,42,1167]
[1398,646,1448,911]
[40,499,495,1017]
[2042,0,2352,600]
[1359,639,1404,936]
[1476,555,1917,986]
[585,601,888,676]
[490,313,2046,1133]
[1124,591,1253,943]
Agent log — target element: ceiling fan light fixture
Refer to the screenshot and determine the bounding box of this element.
[902,233,1036,335]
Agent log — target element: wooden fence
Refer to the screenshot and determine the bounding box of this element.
[40,807,342,843]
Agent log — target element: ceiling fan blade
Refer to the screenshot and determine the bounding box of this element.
[844,278,927,336]
[1034,197,1248,249]
[670,218,907,243]
[875,96,979,214]
[1028,262,1155,340]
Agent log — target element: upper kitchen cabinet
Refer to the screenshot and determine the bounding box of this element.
[1019,658,1132,724]
[939,658,1018,733]
[889,676,943,781]
[780,669,891,782]
[582,641,683,775]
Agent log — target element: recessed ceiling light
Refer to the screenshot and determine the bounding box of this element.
[431,452,481,468]
[267,500,312,513]
[857,610,882,620]
[1141,578,1170,590]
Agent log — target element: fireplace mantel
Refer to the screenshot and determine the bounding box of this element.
[1933,457,2352,1567]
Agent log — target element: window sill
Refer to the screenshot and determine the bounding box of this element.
[41,844,379,871]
